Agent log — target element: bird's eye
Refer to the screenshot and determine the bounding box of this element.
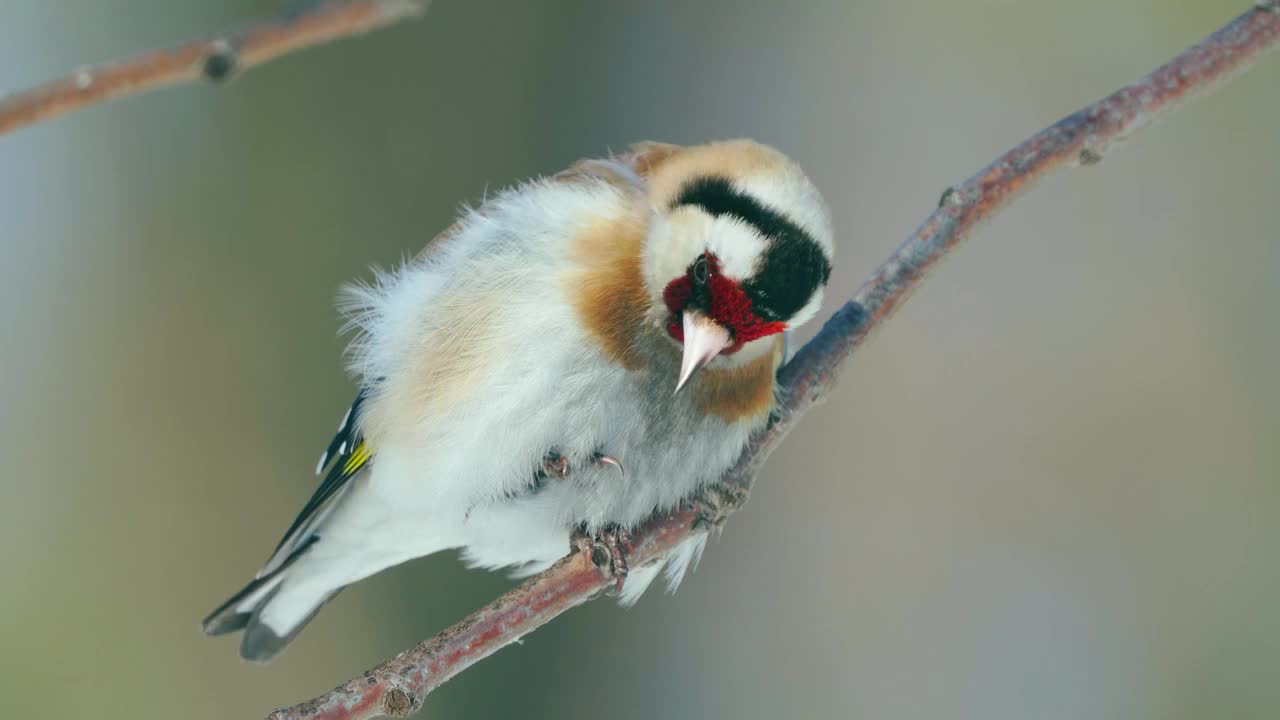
[692,255,709,285]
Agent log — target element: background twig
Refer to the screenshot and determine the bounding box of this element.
[266,3,1280,719]
[0,0,428,136]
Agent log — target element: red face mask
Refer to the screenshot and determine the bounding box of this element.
[663,253,787,354]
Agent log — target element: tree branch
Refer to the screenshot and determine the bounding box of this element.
[264,4,1280,718]
[0,0,428,136]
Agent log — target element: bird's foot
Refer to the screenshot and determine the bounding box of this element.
[571,523,634,592]
[690,482,749,531]
[540,450,570,479]
[536,449,624,488]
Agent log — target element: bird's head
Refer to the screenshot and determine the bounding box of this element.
[641,140,833,391]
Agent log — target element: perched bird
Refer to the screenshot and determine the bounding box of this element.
[202,140,834,661]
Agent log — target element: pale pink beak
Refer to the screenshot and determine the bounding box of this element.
[675,310,734,393]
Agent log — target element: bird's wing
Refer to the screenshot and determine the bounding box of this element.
[261,388,373,573]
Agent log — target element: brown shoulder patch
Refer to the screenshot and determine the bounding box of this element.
[692,338,782,424]
[567,212,652,371]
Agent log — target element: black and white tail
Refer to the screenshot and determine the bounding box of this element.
[200,537,341,661]
[202,391,373,662]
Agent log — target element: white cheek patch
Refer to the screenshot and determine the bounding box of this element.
[645,211,769,296]
[704,217,767,281]
[643,208,708,304]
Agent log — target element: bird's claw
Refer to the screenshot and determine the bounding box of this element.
[592,452,624,475]
[571,523,633,592]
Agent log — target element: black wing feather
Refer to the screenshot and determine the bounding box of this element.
[270,388,372,555]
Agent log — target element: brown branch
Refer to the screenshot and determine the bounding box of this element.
[259,3,1280,718]
[0,0,428,136]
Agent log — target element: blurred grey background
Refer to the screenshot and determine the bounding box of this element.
[2,1,1277,718]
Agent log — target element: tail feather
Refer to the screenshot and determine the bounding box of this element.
[202,536,315,636]
[238,586,340,663]
[201,536,339,662]
[200,572,279,636]
[203,497,454,662]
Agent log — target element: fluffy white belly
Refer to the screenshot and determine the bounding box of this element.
[345,333,761,574]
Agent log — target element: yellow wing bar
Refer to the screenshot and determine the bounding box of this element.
[342,441,372,476]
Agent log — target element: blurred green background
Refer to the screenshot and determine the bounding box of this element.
[2,1,1277,718]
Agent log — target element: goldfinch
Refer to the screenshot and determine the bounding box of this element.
[202,140,834,661]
